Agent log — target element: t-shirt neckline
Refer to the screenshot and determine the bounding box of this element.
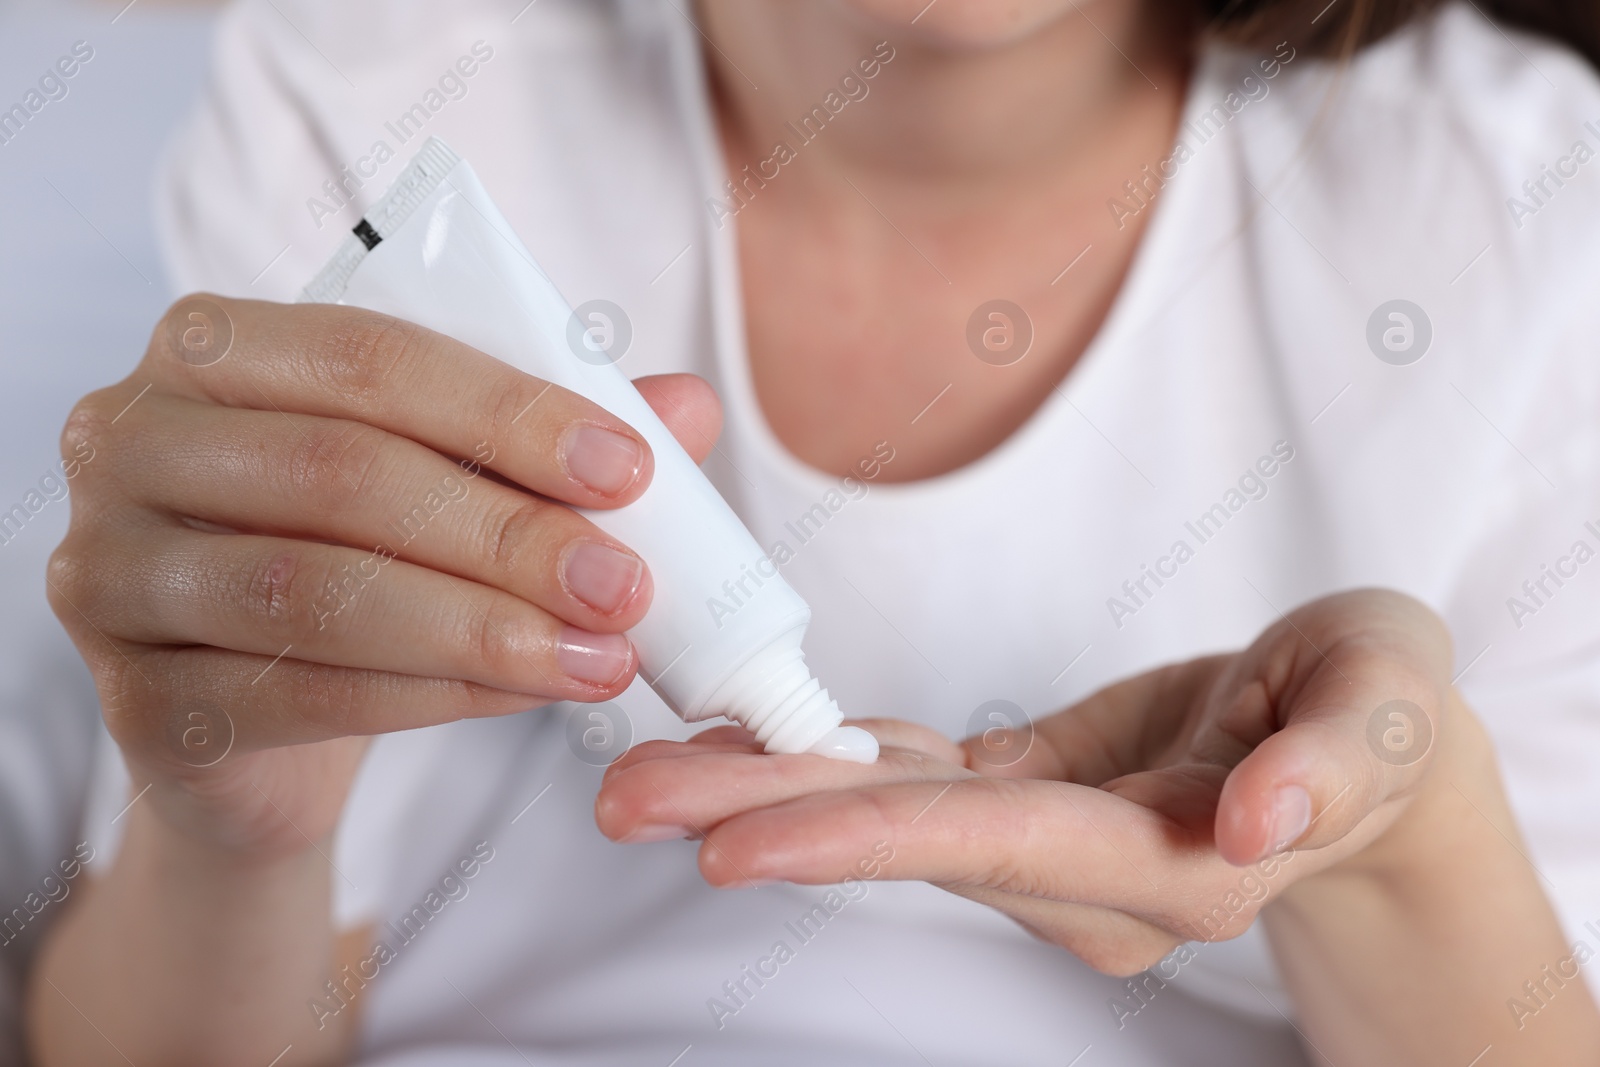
[671,20,1225,502]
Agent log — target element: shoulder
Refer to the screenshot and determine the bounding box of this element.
[1167,7,1600,660]
[1201,3,1600,431]
[1235,3,1600,287]
[154,0,685,299]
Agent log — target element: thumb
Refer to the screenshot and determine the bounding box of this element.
[634,373,724,465]
[1213,591,1451,866]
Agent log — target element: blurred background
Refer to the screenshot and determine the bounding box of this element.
[0,0,215,1050]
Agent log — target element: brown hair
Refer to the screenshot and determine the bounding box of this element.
[1202,0,1600,69]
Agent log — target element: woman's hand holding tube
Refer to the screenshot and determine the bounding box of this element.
[50,294,723,853]
[31,295,723,1067]
[598,589,1600,1064]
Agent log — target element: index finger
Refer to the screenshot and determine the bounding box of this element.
[595,732,969,844]
[697,776,1194,913]
[144,295,654,508]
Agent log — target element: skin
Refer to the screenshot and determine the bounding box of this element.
[27,1,1600,1065]
[30,301,727,1066]
[703,0,1189,479]
[598,593,1600,1063]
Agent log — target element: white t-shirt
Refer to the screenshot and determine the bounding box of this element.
[84,1,1600,1063]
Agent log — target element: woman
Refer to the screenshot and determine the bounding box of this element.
[27,0,1600,1063]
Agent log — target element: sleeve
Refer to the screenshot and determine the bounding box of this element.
[0,624,101,1067]
[1423,11,1600,949]
[79,724,454,933]
[1443,286,1600,955]
[154,0,377,299]
[153,0,568,301]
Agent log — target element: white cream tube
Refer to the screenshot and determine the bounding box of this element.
[301,138,875,763]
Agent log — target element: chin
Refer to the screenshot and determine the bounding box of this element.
[830,0,1102,50]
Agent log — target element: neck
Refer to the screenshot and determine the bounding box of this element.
[694,0,1190,194]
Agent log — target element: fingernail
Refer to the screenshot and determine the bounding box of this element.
[1269,785,1312,854]
[564,424,644,497]
[556,627,633,686]
[562,541,644,615]
[622,823,690,844]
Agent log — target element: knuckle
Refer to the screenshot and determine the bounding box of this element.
[149,293,237,372]
[487,375,552,444]
[97,661,167,754]
[312,311,421,412]
[602,738,677,780]
[322,425,391,501]
[456,679,540,719]
[1172,897,1258,945]
[99,690,149,754]
[964,780,1047,893]
[95,650,206,767]
[471,602,515,675]
[44,541,95,616]
[970,844,1032,895]
[1072,946,1118,976]
[484,498,552,575]
[60,394,111,470]
[155,292,224,338]
[1049,916,1182,978]
[44,535,127,639]
[150,296,195,358]
[290,660,369,737]
[1080,942,1172,979]
[469,598,534,681]
[283,422,388,506]
[237,548,325,639]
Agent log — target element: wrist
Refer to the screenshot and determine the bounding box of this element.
[122,797,335,900]
[1321,689,1497,888]
[32,796,346,1067]
[1267,689,1516,948]
[1259,692,1600,1063]
[126,748,354,863]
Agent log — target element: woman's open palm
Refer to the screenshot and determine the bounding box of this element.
[597,588,1458,974]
